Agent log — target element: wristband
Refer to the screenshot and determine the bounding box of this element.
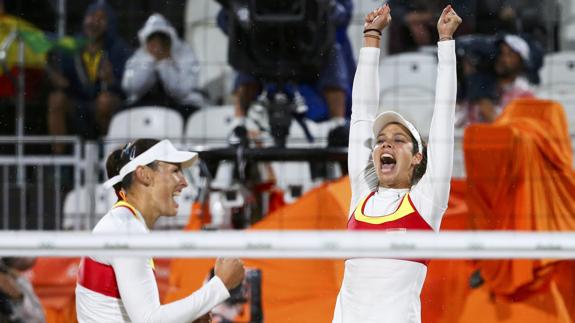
[363,28,382,35]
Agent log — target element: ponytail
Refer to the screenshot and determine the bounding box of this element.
[106,148,124,199]
[105,139,161,199]
[411,140,427,185]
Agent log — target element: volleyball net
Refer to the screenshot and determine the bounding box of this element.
[1,230,573,259]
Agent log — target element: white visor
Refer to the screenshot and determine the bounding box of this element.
[103,139,198,189]
[372,111,423,153]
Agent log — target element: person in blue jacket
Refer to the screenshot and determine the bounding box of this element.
[48,1,131,152]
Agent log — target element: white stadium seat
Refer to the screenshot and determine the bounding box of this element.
[107,106,184,140]
[379,52,437,96]
[535,88,575,134]
[63,184,116,230]
[539,51,575,87]
[185,0,233,103]
[379,90,436,140]
[185,105,236,146]
[105,106,185,155]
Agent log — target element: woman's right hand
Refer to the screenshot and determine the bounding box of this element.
[215,257,245,290]
[363,4,392,33]
[437,5,462,40]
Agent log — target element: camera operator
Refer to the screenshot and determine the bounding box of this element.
[216,0,354,148]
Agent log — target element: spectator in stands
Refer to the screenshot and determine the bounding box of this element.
[474,0,560,51]
[456,34,537,126]
[122,13,204,119]
[0,257,45,323]
[387,0,474,54]
[47,1,131,153]
[216,0,355,147]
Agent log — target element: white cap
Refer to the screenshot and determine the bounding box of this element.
[372,111,423,153]
[503,35,530,63]
[103,139,198,189]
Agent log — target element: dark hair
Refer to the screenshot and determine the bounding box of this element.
[84,0,118,38]
[106,139,159,198]
[410,135,427,185]
[146,31,171,49]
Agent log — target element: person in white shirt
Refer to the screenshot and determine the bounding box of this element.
[76,138,245,323]
[332,5,461,323]
[122,14,204,118]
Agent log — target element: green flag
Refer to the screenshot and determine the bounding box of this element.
[18,29,86,54]
[55,36,87,53]
[18,29,52,54]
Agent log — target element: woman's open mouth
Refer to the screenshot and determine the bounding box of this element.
[380,153,396,173]
[172,191,181,208]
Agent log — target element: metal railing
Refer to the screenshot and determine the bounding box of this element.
[0,132,572,231]
[0,136,84,230]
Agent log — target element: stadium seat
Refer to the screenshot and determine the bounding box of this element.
[185,105,236,146]
[537,50,575,131]
[185,0,222,27]
[534,88,575,133]
[63,184,116,230]
[286,119,331,148]
[379,52,437,96]
[270,162,319,204]
[105,106,185,155]
[539,51,575,88]
[379,90,436,139]
[185,0,233,103]
[278,118,338,202]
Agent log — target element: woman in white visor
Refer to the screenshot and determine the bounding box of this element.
[332,5,461,323]
[76,138,245,323]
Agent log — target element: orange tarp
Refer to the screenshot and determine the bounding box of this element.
[421,180,474,323]
[30,258,79,323]
[459,98,575,322]
[31,257,172,323]
[167,179,350,323]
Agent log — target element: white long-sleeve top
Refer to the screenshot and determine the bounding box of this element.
[76,206,230,323]
[348,40,456,230]
[333,41,457,323]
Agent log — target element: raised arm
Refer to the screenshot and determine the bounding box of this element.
[412,6,461,230]
[348,5,391,215]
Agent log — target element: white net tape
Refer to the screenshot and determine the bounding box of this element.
[0,231,573,259]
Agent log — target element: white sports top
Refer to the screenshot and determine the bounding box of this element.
[76,202,230,323]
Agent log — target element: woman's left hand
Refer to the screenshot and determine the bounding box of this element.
[437,5,462,40]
